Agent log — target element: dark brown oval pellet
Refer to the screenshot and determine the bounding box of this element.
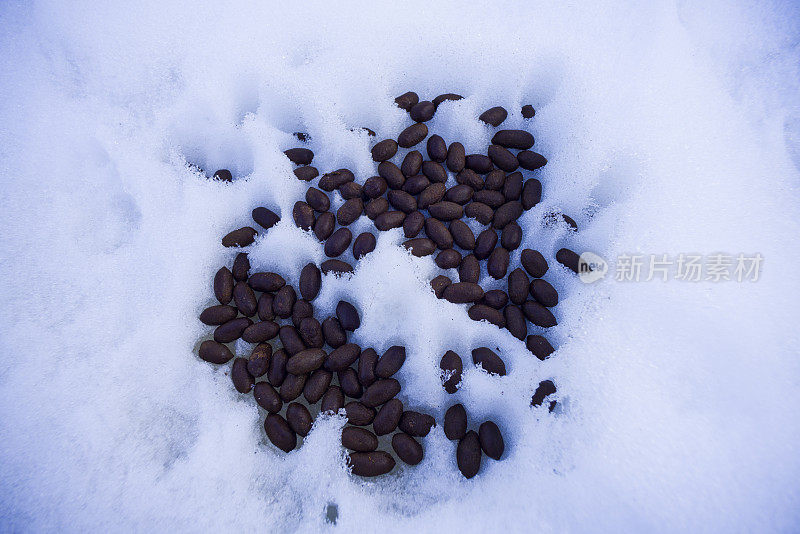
[427,134,447,162]
[213,169,232,182]
[371,139,398,162]
[464,202,494,225]
[398,123,428,148]
[325,227,352,258]
[232,252,250,281]
[320,259,353,275]
[358,348,378,387]
[479,421,504,460]
[444,184,474,205]
[403,211,425,238]
[342,426,378,452]
[222,227,257,248]
[517,150,547,170]
[432,93,463,107]
[284,147,313,165]
[472,347,506,376]
[388,190,417,213]
[213,267,234,305]
[378,161,404,189]
[305,187,330,213]
[325,343,361,371]
[424,218,453,250]
[339,181,362,200]
[242,320,280,343]
[444,404,467,440]
[419,183,446,210]
[268,349,288,387]
[503,172,523,201]
[286,402,313,437]
[561,213,578,231]
[372,398,403,435]
[421,161,447,183]
[491,129,534,150]
[198,340,234,365]
[526,335,555,361]
[272,286,296,319]
[286,348,325,375]
[303,369,332,403]
[363,176,387,198]
[530,279,559,307]
[322,317,346,348]
[521,104,536,118]
[484,169,505,191]
[313,211,335,241]
[348,451,395,477]
[257,293,274,321]
[458,254,480,283]
[375,346,406,378]
[199,304,238,326]
[321,385,344,414]
[401,150,423,177]
[291,299,313,328]
[293,202,315,231]
[556,248,580,273]
[233,281,257,317]
[361,379,401,408]
[457,430,482,478]
[409,100,435,122]
[319,169,354,192]
[264,413,296,453]
[299,263,321,301]
[337,198,363,226]
[474,229,497,260]
[254,381,282,413]
[248,343,272,377]
[352,232,376,259]
[395,91,419,111]
[440,350,463,394]
[294,166,319,181]
[446,142,465,173]
[504,305,527,340]
[214,317,252,343]
[473,189,505,209]
[456,169,484,190]
[338,368,363,398]
[488,144,519,172]
[428,201,463,221]
[493,201,523,229]
[365,197,389,220]
[531,379,557,407]
[345,401,376,426]
[398,411,434,437]
[280,373,306,402]
[465,154,493,174]
[449,219,475,250]
[279,325,306,355]
[481,289,509,309]
[479,106,508,127]
[522,300,558,327]
[521,249,548,278]
[501,222,522,251]
[521,178,542,210]
[392,433,423,465]
[468,304,505,328]
[508,268,529,305]
[374,210,405,231]
[436,249,462,269]
[402,174,430,195]
[430,275,452,298]
[403,238,436,257]
[336,301,360,331]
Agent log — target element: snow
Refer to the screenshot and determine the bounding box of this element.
[1,0,799,531]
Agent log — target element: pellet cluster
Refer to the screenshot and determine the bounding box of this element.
[198,91,578,479]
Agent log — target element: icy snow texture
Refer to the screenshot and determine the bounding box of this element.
[1,0,800,532]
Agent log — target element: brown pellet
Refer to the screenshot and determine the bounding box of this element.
[435,249,462,269]
[456,169,484,190]
[248,343,272,377]
[339,181,362,200]
[233,281,257,316]
[409,101,435,122]
[322,317,347,348]
[521,249,548,278]
[395,91,419,111]
[479,106,508,127]
[286,348,325,375]
[374,210,406,231]
[403,238,436,257]
[257,293,274,321]
[503,172,523,201]
[363,176,388,198]
[286,402,313,437]
[428,201,463,221]
[418,183,446,210]
[432,93,463,107]
[213,169,232,182]
[231,254,250,283]
[474,229,498,260]
[504,305,527,340]
[358,348,378,387]
[222,227,257,248]
[320,259,354,275]
[372,398,403,435]
[242,320,280,344]
[378,161,405,190]
[425,218,453,250]
[291,300,314,328]
[493,201,523,229]
[457,430,482,478]
[501,222,522,250]
[464,202,494,225]
[388,190,417,213]
[364,197,389,220]
[284,148,314,165]
[345,402,376,426]
[325,227,352,258]
[468,304,505,328]
[398,411,434,437]
[325,343,361,371]
[444,184,474,205]
[361,379,401,407]
[526,335,555,361]
[298,263,321,301]
[449,219,475,250]
[517,150,547,170]
[522,300,558,327]
[214,317,252,343]
[293,201,315,230]
[213,267,234,305]
[336,301,360,331]
[521,104,536,118]
[530,278,559,307]
[421,161,447,183]
[392,433,423,465]
[472,347,506,376]
[375,346,406,378]
[304,369,332,403]
[531,380,557,408]
[199,304,238,326]
[478,421,504,460]
[446,142,466,173]
[279,324,306,355]
[488,144,519,172]
[481,289,509,309]
[491,129,534,150]
[473,189,505,209]
[321,385,344,413]
[273,286,296,318]
[508,268,529,305]
[440,350,463,394]
[306,188,330,213]
[338,368,363,398]
[294,166,319,181]
[319,169,355,192]
[347,451,395,477]
[268,349,288,387]
[401,150,423,177]
[427,134,447,162]
[402,174,430,195]
[444,404,467,440]
[254,381,282,413]
[458,254,480,283]
[430,275,452,298]
[484,169,505,191]
[313,211,335,241]
[337,198,363,226]
[555,248,580,273]
[465,154,493,174]
[342,426,378,452]
[398,123,428,148]
[403,211,425,238]
[521,178,542,210]
[352,232,377,259]
[264,413,296,453]
[279,372,306,402]
[371,139,398,162]
[198,340,234,365]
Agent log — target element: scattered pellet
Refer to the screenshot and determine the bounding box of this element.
[319,169,354,192]
[556,248,580,273]
[375,346,406,378]
[348,451,395,477]
[444,404,467,440]
[409,101,435,122]
[457,430,482,479]
[286,402,313,437]
[254,381,282,413]
[427,134,447,162]
[479,106,508,127]
[293,201,315,230]
[501,222,522,250]
[214,317,252,343]
[443,282,484,304]
[313,211,335,241]
[472,347,506,376]
[342,426,378,452]
[430,275,452,298]
[320,259,354,275]
[213,169,232,182]
[487,144,518,172]
[481,289,509,309]
[286,348,326,375]
[248,343,272,377]
[339,181,362,200]
[371,139,398,162]
[264,413,296,453]
[521,178,542,210]
[268,349,288,387]
[521,105,535,118]
[279,325,306,355]
[372,398,403,435]
[425,218,453,249]
[522,300,558,328]
[493,201,523,229]
[504,305,527,340]
[401,150,423,177]
[517,150,547,170]
[364,198,389,220]
[432,93,463,107]
[521,249,548,278]
[446,142,466,173]
[320,385,344,413]
[291,300,314,328]
[440,350,463,394]
[345,402,376,426]
[233,281,257,316]
[325,343,361,371]
[458,254,480,283]
[403,211,425,238]
[484,169,505,191]
[294,166,319,181]
[449,219,476,250]
[336,301,360,331]
[213,267,234,305]
[324,228,352,258]
[199,340,234,365]
[487,247,510,279]
[374,210,406,231]
[252,207,280,231]
[403,237,436,257]
[306,187,330,213]
[402,174,430,195]
[428,201,463,221]
[273,286,296,318]
[232,253,250,282]
[526,335,555,361]
[503,172,523,201]
[392,433,423,465]
[242,320,280,344]
[468,304,505,328]
[352,232,377,259]
[357,348,378,387]
[361,379,401,407]
[304,369,332,403]
[473,189,505,209]
[258,293,274,321]
[363,176,388,198]
[298,263,321,301]
[395,91,419,111]
[530,278,559,307]
[222,227,257,248]
[322,317,347,348]
[378,161,405,189]
[388,190,417,213]
[530,380,557,408]
[199,304,238,326]
[398,123,428,148]
[336,198,363,226]
[284,148,314,165]
[421,161,447,183]
[436,249,462,269]
[508,268,529,305]
[465,154,493,174]
[464,202,494,225]
[478,421,504,460]
[338,368,363,398]
[491,129,535,150]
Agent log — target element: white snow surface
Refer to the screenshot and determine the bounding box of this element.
[1,0,800,532]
